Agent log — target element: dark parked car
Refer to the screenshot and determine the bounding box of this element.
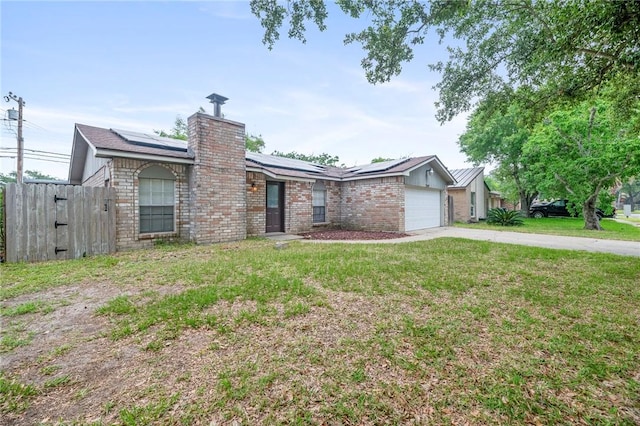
[529,199,615,219]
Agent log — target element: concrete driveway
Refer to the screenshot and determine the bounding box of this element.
[304,227,640,257]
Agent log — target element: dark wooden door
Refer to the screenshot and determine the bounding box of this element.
[266,181,284,232]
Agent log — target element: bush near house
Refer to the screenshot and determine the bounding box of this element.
[486,208,524,226]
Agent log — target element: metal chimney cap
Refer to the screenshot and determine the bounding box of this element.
[206,93,228,104]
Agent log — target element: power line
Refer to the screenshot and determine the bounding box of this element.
[22,120,48,131]
[0,152,68,161]
[0,151,69,161]
[0,154,69,164]
[0,147,70,158]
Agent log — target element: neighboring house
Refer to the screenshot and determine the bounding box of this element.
[488,190,505,210]
[68,105,455,251]
[448,167,489,222]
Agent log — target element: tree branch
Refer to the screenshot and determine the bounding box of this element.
[554,172,576,196]
[586,107,596,147]
[550,121,587,157]
[503,1,556,44]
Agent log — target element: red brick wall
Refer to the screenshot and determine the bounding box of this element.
[187,113,246,244]
[322,180,341,228]
[340,177,405,231]
[285,180,313,233]
[449,187,471,223]
[246,172,266,235]
[110,159,190,251]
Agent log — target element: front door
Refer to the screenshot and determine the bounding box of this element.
[266,181,284,232]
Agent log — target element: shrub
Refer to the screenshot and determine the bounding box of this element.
[486,208,524,226]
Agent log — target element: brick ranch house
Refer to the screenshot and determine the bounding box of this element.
[68,109,455,251]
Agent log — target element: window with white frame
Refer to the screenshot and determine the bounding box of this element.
[470,191,476,217]
[312,181,326,223]
[139,166,176,234]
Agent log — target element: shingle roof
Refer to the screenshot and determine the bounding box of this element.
[71,123,454,183]
[346,156,435,178]
[449,167,484,188]
[75,124,194,160]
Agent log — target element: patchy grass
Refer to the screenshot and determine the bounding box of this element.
[0,373,39,414]
[1,239,640,424]
[0,320,34,353]
[456,217,640,241]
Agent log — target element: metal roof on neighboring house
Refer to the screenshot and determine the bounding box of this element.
[449,167,484,188]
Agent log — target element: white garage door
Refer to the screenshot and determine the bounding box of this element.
[405,187,441,231]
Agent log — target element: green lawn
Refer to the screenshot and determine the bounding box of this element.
[2,240,639,424]
[455,217,640,241]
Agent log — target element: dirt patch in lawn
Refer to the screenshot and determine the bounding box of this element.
[1,273,422,425]
[299,229,409,240]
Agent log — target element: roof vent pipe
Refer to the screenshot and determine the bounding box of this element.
[206,93,228,118]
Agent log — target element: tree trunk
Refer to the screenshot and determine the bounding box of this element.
[519,192,537,217]
[583,199,602,230]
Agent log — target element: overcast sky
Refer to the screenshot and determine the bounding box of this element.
[1,1,474,180]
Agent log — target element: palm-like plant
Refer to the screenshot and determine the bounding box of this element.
[486,208,524,226]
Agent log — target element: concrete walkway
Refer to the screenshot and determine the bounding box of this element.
[300,227,640,257]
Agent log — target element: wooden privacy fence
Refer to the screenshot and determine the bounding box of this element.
[3,184,116,263]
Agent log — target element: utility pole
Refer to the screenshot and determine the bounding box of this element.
[4,92,25,184]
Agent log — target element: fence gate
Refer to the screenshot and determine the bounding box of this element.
[3,184,116,263]
[447,195,455,225]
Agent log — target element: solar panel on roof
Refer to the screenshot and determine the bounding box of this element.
[246,152,325,173]
[352,158,407,174]
[112,129,188,152]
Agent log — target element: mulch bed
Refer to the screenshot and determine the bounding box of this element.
[299,229,410,240]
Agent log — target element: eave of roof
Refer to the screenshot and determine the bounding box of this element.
[76,124,194,160]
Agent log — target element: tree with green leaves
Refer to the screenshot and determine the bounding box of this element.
[484,170,521,211]
[371,157,395,163]
[156,113,266,153]
[251,0,640,124]
[0,170,61,184]
[271,150,340,166]
[154,115,190,141]
[618,178,640,211]
[524,100,640,230]
[245,134,266,153]
[458,102,538,215]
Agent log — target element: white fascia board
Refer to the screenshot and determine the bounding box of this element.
[428,157,456,183]
[95,149,195,165]
[69,126,96,183]
[75,126,98,156]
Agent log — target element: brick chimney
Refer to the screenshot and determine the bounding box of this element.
[187,95,247,243]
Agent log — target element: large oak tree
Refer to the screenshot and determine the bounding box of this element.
[524,100,640,230]
[251,0,640,123]
[458,100,538,215]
